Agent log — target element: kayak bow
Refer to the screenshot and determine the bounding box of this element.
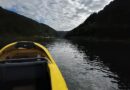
[0,41,68,90]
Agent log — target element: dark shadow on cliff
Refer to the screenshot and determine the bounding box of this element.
[66,0,130,42]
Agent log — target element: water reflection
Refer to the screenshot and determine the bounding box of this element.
[69,39,130,90]
[45,39,122,90]
[0,39,129,90]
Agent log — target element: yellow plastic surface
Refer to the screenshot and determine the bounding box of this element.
[0,42,68,90]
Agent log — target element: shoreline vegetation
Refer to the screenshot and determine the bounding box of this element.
[0,36,57,49]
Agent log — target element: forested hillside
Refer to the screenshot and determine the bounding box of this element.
[0,7,57,38]
[66,0,130,40]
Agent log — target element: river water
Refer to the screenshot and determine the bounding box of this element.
[43,39,130,90]
[0,38,130,90]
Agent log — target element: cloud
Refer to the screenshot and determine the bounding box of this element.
[0,0,112,31]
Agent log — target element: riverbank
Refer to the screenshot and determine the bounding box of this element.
[66,36,130,44]
[0,36,57,48]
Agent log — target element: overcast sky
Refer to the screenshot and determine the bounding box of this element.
[0,0,113,31]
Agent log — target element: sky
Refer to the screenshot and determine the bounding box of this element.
[0,0,113,31]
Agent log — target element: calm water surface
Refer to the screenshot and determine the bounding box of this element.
[0,39,130,90]
[43,39,130,90]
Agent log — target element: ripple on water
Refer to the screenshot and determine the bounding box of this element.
[45,39,121,90]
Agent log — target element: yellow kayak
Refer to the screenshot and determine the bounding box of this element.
[0,41,68,90]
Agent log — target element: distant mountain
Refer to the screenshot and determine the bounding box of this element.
[0,7,57,38]
[57,31,68,38]
[66,0,130,40]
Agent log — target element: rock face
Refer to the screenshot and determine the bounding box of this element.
[0,7,57,37]
[66,0,130,40]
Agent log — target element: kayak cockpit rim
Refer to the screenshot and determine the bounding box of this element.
[0,42,53,63]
